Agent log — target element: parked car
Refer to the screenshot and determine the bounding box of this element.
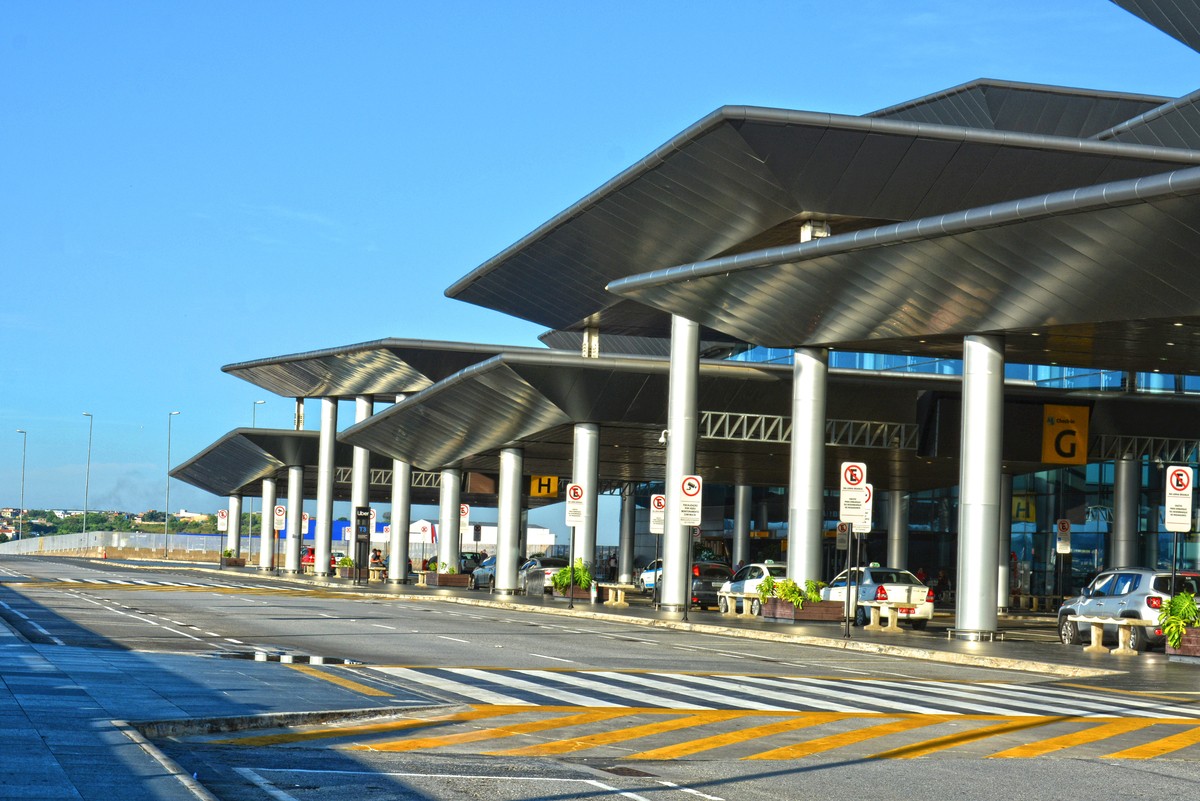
[691,562,733,609]
[460,551,487,572]
[300,547,335,568]
[820,565,935,628]
[718,562,789,615]
[517,556,570,593]
[1058,567,1200,651]
[637,559,663,593]
[469,555,497,590]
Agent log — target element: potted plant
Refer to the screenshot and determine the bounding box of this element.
[219,548,245,568]
[551,558,593,600]
[1160,591,1200,660]
[335,555,356,579]
[427,562,470,587]
[759,576,840,622]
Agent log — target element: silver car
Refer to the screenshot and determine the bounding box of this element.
[468,555,497,590]
[1058,567,1200,651]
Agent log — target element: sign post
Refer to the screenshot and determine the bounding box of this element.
[1166,465,1194,594]
[649,494,665,608]
[564,483,585,609]
[354,507,371,585]
[1055,518,1071,600]
[839,462,868,637]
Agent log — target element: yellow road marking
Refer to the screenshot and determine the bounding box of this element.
[353,708,635,752]
[287,664,392,697]
[489,710,748,756]
[989,718,1157,758]
[1102,723,1200,759]
[628,712,843,760]
[1055,682,1200,705]
[212,706,514,746]
[870,716,1061,759]
[745,715,946,760]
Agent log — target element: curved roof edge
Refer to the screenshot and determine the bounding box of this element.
[869,77,1170,118]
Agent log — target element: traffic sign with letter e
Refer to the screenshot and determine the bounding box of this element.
[649,494,666,535]
[565,483,585,527]
[459,503,470,528]
[1165,465,1194,533]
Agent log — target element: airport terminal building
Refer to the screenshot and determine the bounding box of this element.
[174,1,1200,640]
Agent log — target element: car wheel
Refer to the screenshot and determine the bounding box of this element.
[467,575,476,590]
[854,606,868,627]
[719,597,729,614]
[910,619,928,631]
[1059,616,1080,645]
[750,598,762,616]
[1127,622,1148,652]
[637,579,647,594]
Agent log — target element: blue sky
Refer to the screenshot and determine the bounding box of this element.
[1,1,1197,539]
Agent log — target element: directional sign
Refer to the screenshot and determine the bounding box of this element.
[529,475,559,498]
[649,493,666,535]
[565,483,585,527]
[216,509,228,532]
[680,475,703,526]
[272,504,286,531]
[459,503,470,528]
[1166,465,1194,533]
[1055,519,1072,554]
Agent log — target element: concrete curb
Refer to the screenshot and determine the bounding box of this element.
[130,704,454,739]
[113,719,221,801]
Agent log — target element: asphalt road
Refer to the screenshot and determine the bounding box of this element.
[3,555,1200,801]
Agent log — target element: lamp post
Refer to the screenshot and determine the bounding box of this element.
[248,400,265,558]
[15,429,26,541]
[164,411,180,558]
[82,412,93,549]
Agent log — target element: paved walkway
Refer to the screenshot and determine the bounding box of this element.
[2,556,1194,799]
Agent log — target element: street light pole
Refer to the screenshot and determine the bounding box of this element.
[82,412,93,550]
[164,411,180,559]
[16,429,26,541]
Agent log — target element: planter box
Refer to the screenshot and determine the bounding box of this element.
[219,557,246,568]
[1167,628,1200,663]
[427,572,471,588]
[762,598,843,622]
[553,585,593,600]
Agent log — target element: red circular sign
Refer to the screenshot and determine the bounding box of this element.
[682,476,701,497]
[274,505,285,516]
[459,504,469,517]
[651,495,666,511]
[568,484,584,501]
[217,510,228,519]
[1169,467,1192,492]
[843,464,865,487]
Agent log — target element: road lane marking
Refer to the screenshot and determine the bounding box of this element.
[356,708,632,752]
[438,636,470,643]
[871,716,1060,758]
[1102,722,1200,759]
[377,667,534,706]
[989,718,1157,758]
[529,653,574,663]
[287,665,393,697]
[492,710,746,757]
[744,715,944,760]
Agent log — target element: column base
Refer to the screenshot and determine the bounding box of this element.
[657,603,686,613]
[282,569,300,575]
[947,629,1004,642]
[491,588,521,596]
[387,578,409,585]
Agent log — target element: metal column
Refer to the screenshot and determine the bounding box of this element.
[572,423,600,569]
[660,315,699,612]
[618,484,635,584]
[226,495,242,557]
[314,397,337,577]
[437,468,462,571]
[997,474,1013,611]
[285,465,303,573]
[496,447,523,595]
[787,347,827,584]
[733,485,752,568]
[955,334,1004,638]
[887,490,909,569]
[390,460,412,584]
[1113,455,1140,568]
[258,477,277,571]
[351,395,373,536]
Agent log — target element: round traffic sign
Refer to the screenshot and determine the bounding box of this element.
[651,495,666,511]
[682,476,702,497]
[217,509,228,519]
[1057,519,1071,534]
[568,484,584,502]
[459,503,469,517]
[1169,466,1192,492]
[842,463,866,487]
[273,505,285,517]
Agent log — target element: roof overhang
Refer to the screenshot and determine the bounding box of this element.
[447,105,1200,337]
[609,164,1200,374]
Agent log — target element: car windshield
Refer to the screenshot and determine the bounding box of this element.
[539,558,569,568]
[869,570,920,585]
[766,565,788,578]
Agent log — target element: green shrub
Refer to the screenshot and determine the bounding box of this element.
[221,549,233,558]
[759,576,826,608]
[551,558,593,592]
[337,556,354,567]
[1159,591,1198,649]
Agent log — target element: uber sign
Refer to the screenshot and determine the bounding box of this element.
[1042,404,1088,465]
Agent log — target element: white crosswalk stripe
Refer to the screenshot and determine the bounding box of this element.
[367,667,1200,719]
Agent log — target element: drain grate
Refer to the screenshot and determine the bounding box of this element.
[214,651,363,666]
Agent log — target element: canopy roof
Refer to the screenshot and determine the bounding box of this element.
[446,101,1200,339]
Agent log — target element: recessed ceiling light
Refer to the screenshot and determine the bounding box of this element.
[1031,332,1041,337]
[1167,342,1176,346]
[1175,322,1184,327]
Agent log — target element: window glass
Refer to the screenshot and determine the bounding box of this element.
[1111,573,1138,596]
[1089,573,1117,597]
[732,566,752,582]
[767,565,788,578]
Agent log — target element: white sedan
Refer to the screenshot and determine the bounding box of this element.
[717,562,789,615]
[821,565,935,628]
